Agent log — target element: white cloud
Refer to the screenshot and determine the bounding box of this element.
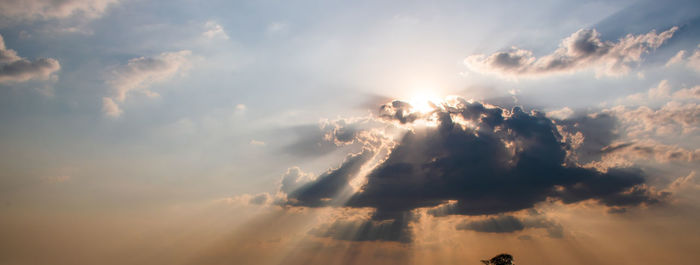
[202,21,229,40]
[465,27,678,78]
[0,34,60,83]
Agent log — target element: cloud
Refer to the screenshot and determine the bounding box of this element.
[378,100,423,124]
[595,140,700,168]
[282,118,390,157]
[279,98,661,241]
[266,22,289,36]
[456,213,563,238]
[285,148,375,207]
[465,27,677,78]
[103,50,191,116]
[235,104,247,111]
[621,80,700,105]
[546,107,574,120]
[609,102,700,137]
[249,193,270,205]
[218,193,273,206]
[555,112,618,163]
[280,167,314,194]
[669,171,700,191]
[666,50,687,67]
[671,85,700,100]
[203,21,229,40]
[0,34,60,84]
[107,50,191,101]
[101,97,122,118]
[249,140,266,146]
[309,212,413,243]
[666,45,700,72]
[457,215,525,233]
[0,0,119,25]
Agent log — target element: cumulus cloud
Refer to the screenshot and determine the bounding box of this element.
[465,27,677,78]
[0,34,60,83]
[279,98,662,242]
[103,50,191,116]
[0,0,119,25]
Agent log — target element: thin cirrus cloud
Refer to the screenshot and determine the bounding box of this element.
[102,50,191,117]
[277,98,666,242]
[464,26,678,78]
[0,34,60,83]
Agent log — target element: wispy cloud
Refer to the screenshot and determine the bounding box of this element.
[103,50,191,117]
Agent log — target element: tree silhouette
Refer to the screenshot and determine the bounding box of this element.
[481,253,514,265]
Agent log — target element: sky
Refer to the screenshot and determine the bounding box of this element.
[0,0,699,264]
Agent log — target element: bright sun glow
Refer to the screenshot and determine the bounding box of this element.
[408,91,443,113]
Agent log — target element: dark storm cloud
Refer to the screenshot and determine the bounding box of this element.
[281,98,661,242]
[349,101,659,220]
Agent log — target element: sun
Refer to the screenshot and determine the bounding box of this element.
[408,91,442,113]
